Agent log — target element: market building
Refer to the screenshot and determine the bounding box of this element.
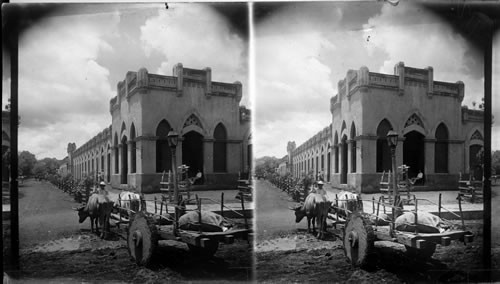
[67,64,251,193]
[287,62,484,193]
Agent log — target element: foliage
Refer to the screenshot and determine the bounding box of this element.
[254,156,280,178]
[18,151,37,177]
[18,151,64,179]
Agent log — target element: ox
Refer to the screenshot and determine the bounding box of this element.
[114,191,145,219]
[178,210,233,232]
[75,193,114,239]
[292,193,330,239]
[331,190,363,218]
[395,211,445,233]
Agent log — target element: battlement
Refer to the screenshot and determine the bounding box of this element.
[331,62,465,111]
[73,125,112,156]
[292,123,332,156]
[110,64,243,112]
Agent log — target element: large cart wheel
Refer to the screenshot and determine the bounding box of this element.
[405,243,436,260]
[343,212,375,267]
[188,240,219,258]
[127,212,158,266]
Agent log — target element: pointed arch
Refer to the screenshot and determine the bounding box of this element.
[130,123,137,174]
[213,123,227,172]
[114,133,119,174]
[334,131,339,173]
[326,142,331,182]
[350,122,357,173]
[341,121,347,137]
[471,130,483,141]
[121,134,128,184]
[156,119,172,173]
[403,113,426,136]
[376,119,393,172]
[435,123,448,173]
[340,134,348,184]
[120,122,127,139]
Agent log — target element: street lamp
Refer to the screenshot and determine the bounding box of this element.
[167,130,179,204]
[386,130,400,212]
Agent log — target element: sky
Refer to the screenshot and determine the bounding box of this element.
[2,3,249,160]
[2,2,499,161]
[254,1,500,158]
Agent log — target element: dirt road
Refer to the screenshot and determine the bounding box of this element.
[9,179,253,282]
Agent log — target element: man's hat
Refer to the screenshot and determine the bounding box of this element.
[317,180,324,185]
[99,181,106,186]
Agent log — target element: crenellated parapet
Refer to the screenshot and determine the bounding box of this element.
[331,63,465,110]
[73,125,112,157]
[109,64,243,112]
[291,123,332,158]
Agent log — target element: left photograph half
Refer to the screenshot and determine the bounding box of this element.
[2,3,253,282]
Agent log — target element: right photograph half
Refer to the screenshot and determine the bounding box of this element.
[253,1,496,282]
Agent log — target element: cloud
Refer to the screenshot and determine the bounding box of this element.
[254,2,488,158]
[17,11,120,158]
[363,3,484,107]
[255,31,334,153]
[140,4,249,105]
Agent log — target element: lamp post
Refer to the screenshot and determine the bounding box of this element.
[167,130,179,204]
[386,130,399,209]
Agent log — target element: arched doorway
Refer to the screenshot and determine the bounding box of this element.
[107,152,111,182]
[376,119,392,172]
[182,131,204,181]
[403,131,425,183]
[121,136,128,184]
[341,136,348,184]
[213,123,227,172]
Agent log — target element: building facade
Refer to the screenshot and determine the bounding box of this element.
[68,64,251,193]
[288,62,484,193]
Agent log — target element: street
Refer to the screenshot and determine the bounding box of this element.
[11,179,253,282]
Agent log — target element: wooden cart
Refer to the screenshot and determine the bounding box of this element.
[112,193,252,266]
[331,193,474,267]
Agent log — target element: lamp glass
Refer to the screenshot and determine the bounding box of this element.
[167,130,179,148]
[386,130,398,148]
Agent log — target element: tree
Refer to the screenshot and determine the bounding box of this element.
[492,150,500,175]
[254,156,280,178]
[33,161,47,178]
[18,151,36,177]
[39,157,61,176]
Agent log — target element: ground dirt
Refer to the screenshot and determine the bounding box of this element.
[256,220,489,283]
[13,231,253,283]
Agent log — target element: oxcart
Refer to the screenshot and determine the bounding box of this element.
[111,192,252,266]
[330,192,475,267]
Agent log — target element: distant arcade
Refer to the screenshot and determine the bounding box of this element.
[62,64,251,193]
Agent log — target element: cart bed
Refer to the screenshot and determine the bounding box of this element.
[373,225,474,248]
